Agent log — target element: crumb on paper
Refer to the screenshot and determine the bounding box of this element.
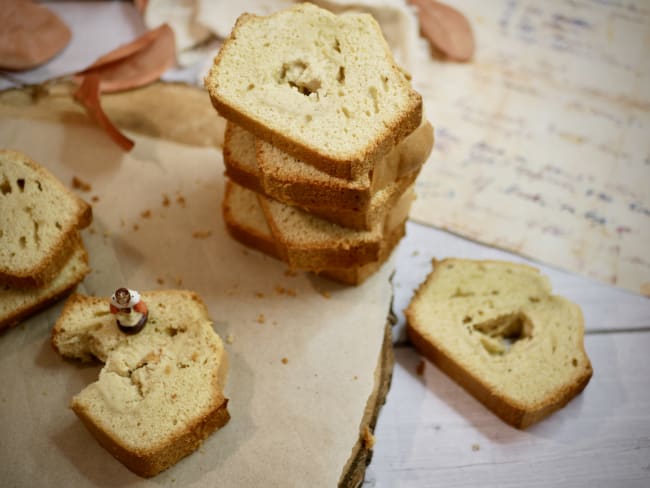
[361,425,375,449]
[71,176,91,192]
[88,227,96,235]
[281,357,288,364]
[176,195,186,207]
[319,290,331,299]
[353,375,358,380]
[416,359,425,376]
[255,292,264,298]
[257,314,265,324]
[103,231,111,238]
[241,249,249,256]
[472,443,480,451]
[275,285,296,296]
[284,269,298,277]
[411,250,420,257]
[157,277,165,285]
[162,193,170,207]
[176,277,183,286]
[226,333,234,344]
[141,209,151,218]
[91,195,100,203]
[192,230,212,239]
[132,224,139,231]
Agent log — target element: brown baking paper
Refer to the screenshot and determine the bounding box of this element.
[0,115,394,486]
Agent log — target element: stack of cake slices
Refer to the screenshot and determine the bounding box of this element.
[0,150,92,330]
[205,3,433,285]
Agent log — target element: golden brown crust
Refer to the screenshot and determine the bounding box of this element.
[222,180,405,285]
[72,398,230,478]
[0,237,89,331]
[405,258,594,429]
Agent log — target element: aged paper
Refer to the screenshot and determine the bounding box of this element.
[409,0,650,295]
[0,117,393,486]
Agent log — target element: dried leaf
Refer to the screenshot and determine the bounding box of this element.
[134,0,149,15]
[0,0,71,70]
[75,24,176,93]
[408,0,475,62]
[74,74,135,151]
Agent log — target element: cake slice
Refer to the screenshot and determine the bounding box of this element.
[52,290,230,477]
[222,180,404,285]
[205,3,422,179]
[0,150,92,288]
[406,259,593,428]
[258,181,414,270]
[223,123,424,230]
[0,234,89,331]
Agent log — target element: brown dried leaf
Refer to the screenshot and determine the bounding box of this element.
[75,24,176,93]
[74,74,135,151]
[0,0,71,70]
[409,0,475,62]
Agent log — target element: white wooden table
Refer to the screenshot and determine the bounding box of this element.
[365,221,650,487]
[4,3,649,486]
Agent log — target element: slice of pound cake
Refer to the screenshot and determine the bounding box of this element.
[205,3,422,179]
[406,259,592,428]
[0,150,92,288]
[52,290,229,477]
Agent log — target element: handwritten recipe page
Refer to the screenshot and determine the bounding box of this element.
[410,0,650,295]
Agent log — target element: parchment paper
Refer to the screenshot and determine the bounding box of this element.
[0,113,393,486]
[409,0,650,295]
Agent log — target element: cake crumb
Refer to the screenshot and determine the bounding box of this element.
[175,277,183,286]
[71,176,91,192]
[88,227,96,235]
[176,195,186,207]
[472,443,480,452]
[353,375,358,380]
[226,333,234,344]
[281,357,288,364]
[141,209,151,218]
[91,195,100,203]
[411,250,420,257]
[416,359,425,376]
[192,230,212,239]
[275,285,296,296]
[319,290,331,299]
[162,194,170,207]
[284,269,298,277]
[257,314,265,324]
[157,277,165,285]
[132,224,139,231]
[254,292,264,298]
[361,426,375,449]
[103,231,111,238]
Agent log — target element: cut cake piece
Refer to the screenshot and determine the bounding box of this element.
[0,150,92,288]
[406,258,593,429]
[255,119,433,210]
[223,123,424,231]
[205,3,422,180]
[221,180,404,285]
[258,180,414,270]
[0,234,89,331]
[52,290,230,477]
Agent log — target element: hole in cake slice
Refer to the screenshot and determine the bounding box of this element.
[473,312,533,355]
